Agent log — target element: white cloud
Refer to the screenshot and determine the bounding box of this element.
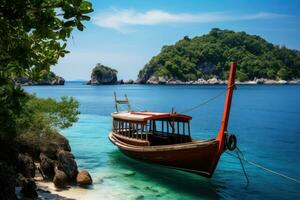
[93,8,284,31]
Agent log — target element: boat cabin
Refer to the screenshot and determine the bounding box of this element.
[112,112,192,146]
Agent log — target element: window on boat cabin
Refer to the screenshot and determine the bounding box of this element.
[148,119,190,136]
[113,119,147,139]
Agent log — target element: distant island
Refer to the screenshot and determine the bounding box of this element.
[136,28,300,84]
[87,63,118,85]
[14,71,65,86]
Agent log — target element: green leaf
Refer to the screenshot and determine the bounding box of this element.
[81,15,91,21]
[77,22,84,31]
[64,20,76,27]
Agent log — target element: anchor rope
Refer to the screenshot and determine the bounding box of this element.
[180,84,235,114]
[226,147,300,185]
[236,147,250,186]
[132,104,144,111]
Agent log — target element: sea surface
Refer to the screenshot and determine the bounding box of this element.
[25,82,300,200]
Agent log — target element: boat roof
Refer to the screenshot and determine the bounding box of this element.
[112,111,192,122]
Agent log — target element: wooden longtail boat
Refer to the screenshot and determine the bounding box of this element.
[109,62,237,177]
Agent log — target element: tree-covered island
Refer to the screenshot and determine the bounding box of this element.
[137,28,300,84]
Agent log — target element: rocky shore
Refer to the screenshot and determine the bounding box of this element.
[14,72,65,86]
[0,132,92,199]
[133,76,300,85]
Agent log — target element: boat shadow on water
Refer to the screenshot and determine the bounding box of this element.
[108,150,225,199]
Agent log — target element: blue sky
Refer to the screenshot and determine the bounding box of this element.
[53,0,300,80]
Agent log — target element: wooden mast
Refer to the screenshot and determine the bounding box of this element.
[216,62,236,151]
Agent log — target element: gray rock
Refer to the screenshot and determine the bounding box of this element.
[158,76,167,84]
[255,78,265,84]
[264,79,277,84]
[124,79,134,84]
[288,79,300,84]
[57,150,78,180]
[207,77,219,84]
[196,78,208,84]
[278,80,287,84]
[146,76,158,84]
[136,63,154,84]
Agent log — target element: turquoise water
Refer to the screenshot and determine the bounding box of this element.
[25,82,300,199]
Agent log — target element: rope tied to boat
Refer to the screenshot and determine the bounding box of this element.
[180,84,236,114]
[226,147,300,185]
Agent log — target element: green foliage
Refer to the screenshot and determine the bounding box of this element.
[236,71,249,82]
[0,0,92,139]
[138,28,300,81]
[0,0,93,79]
[27,96,80,129]
[0,79,29,138]
[15,95,80,137]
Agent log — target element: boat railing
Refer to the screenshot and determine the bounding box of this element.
[112,118,192,145]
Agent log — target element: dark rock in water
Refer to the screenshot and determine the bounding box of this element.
[57,150,78,180]
[0,162,17,200]
[76,170,93,186]
[40,153,56,179]
[117,79,124,84]
[21,178,37,198]
[53,167,68,188]
[17,153,35,178]
[88,63,118,85]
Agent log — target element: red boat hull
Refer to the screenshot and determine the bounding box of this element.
[109,132,220,177]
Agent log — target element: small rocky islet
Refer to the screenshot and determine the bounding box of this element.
[14,71,65,86]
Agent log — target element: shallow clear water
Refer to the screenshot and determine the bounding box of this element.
[25,82,300,200]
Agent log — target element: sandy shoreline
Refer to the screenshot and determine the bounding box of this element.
[16,176,91,200]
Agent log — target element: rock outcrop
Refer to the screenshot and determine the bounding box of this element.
[76,170,93,186]
[16,131,92,190]
[17,153,35,178]
[40,153,56,179]
[18,131,71,160]
[14,71,65,86]
[57,150,78,180]
[53,167,68,188]
[87,63,118,85]
[124,79,134,84]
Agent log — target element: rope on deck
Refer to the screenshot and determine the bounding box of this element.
[226,147,300,185]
